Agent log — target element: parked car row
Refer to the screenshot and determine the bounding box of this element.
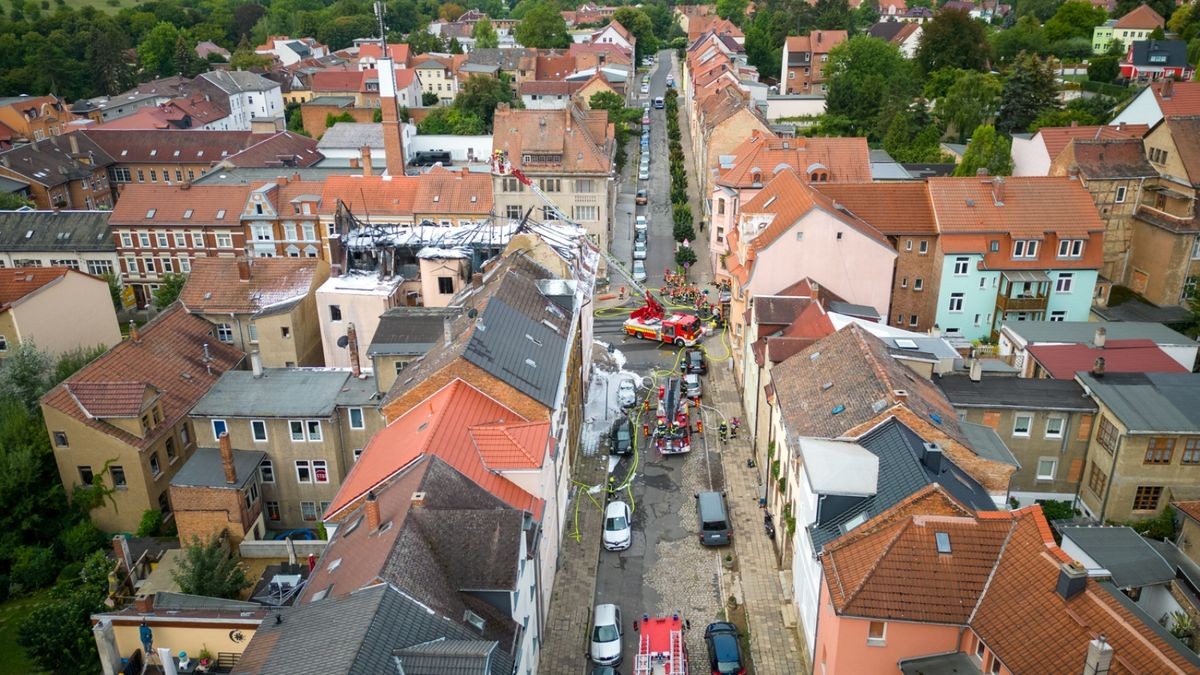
[590,602,745,673]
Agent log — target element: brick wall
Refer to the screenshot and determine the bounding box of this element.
[888,235,939,332]
[171,484,256,546]
[300,104,376,139]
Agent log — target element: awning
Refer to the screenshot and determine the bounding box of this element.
[1002,270,1051,283]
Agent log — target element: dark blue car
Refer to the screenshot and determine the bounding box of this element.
[704,622,745,675]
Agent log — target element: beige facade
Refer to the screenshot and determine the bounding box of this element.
[418,257,471,308]
[0,270,121,359]
[192,295,325,369]
[1128,218,1200,307]
[316,275,405,369]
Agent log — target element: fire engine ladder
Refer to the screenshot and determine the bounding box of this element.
[669,626,684,674]
[491,150,653,298]
[634,630,653,675]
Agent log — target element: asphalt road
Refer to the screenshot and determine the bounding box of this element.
[590,51,726,675]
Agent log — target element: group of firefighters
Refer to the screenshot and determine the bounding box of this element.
[662,270,726,326]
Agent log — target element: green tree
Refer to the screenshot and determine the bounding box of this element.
[173,536,251,599]
[422,91,440,106]
[715,0,749,24]
[455,75,512,129]
[325,111,355,128]
[1029,106,1100,131]
[514,2,570,48]
[152,273,187,310]
[473,16,500,48]
[138,22,180,77]
[916,8,991,74]
[406,25,446,54]
[439,2,466,21]
[0,342,53,411]
[884,101,951,162]
[1044,0,1108,43]
[996,52,1060,134]
[17,551,113,674]
[935,69,1002,142]
[86,23,135,96]
[172,34,206,77]
[319,15,378,50]
[613,7,657,62]
[675,246,697,268]
[824,36,917,140]
[954,124,1013,177]
[417,106,486,134]
[1016,0,1060,22]
[53,345,108,387]
[814,0,852,29]
[0,192,33,209]
[230,46,273,71]
[991,15,1049,62]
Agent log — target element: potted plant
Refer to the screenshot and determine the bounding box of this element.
[198,648,213,669]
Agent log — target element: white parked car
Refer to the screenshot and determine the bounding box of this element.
[640,83,650,94]
[617,376,637,408]
[638,168,649,181]
[632,260,647,282]
[603,501,632,551]
[633,241,647,260]
[635,215,647,231]
[590,604,623,665]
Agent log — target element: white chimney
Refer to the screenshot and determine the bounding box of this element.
[251,351,263,378]
[969,358,983,382]
[1093,326,1107,349]
[1083,636,1113,675]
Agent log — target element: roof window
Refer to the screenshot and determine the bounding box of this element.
[215,209,226,219]
[145,209,156,218]
[935,532,952,554]
[183,209,193,219]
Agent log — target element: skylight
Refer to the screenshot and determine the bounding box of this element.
[183,209,193,219]
[935,532,952,554]
[215,209,226,219]
[145,209,156,218]
[895,338,918,350]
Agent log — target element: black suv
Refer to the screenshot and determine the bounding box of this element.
[704,622,745,675]
[685,348,708,375]
[610,416,633,455]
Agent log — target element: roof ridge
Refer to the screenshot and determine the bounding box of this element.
[966,512,1020,624]
[837,517,914,611]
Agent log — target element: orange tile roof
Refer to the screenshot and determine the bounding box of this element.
[107,184,251,226]
[1115,3,1164,29]
[926,176,1104,235]
[324,379,543,520]
[815,183,936,235]
[1174,500,1200,522]
[0,267,69,308]
[738,169,891,250]
[1150,80,1200,117]
[412,167,493,216]
[320,175,419,216]
[310,69,365,93]
[469,420,551,470]
[535,54,577,80]
[66,381,155,418]
[179,258,325,315]
[1164,116,1200,186]
[357,42,411,66]
[40,304,244,450]
[492,104,613,175]
[718,131,873,186]
[784,30,848,55]
[1036,123,1147,162]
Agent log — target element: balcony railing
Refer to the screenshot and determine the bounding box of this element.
[995,294,1048,312]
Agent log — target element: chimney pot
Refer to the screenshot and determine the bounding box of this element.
[129,320,139,343]
[1093,356,1106,377]
[1056,561,1088,601]
[134,594,154,613]
[1093,326,1107,348]
[219,432,237,484]
[365,490,381,532]
[443,316,453,346]
[251,351,263,378]
[237,258,251,282]
[472,272,483,288]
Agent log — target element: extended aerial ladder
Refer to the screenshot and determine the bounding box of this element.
[634,614,688,675]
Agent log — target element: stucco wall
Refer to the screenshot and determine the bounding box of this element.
[9,272,121,356]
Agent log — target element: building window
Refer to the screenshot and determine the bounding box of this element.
[1097,416,1120,454]
[1192,235,1200,260]
[137,169,145,183]
[505,205,522,219]
[149,451,161,477]
[216,323,234,343]
[948,293,964,313]
[867,621,886,646]
[313,459,329,483]
[1133,485,1163,511]
[158,491,171,515]
[1058,239,1084,258]
[1013,414,1032,437]
[53,431,69,447]
[138,232,151,248]
[572,205,599,221]
[192,233,204,248]
[302,223,316,241]
[901,277,908,288]
[290,420,305,441]
[975,638,986,661]
[989,655,1003,675]
[216,233,233,248]
[1183,439,1200,464]
[1056,273,1074,293]
[1088,463,1107,496]
[260,459,275,483]
[300,501,318,521]
[111,465,127,488]
[1145,437,1175,464]
[212,419,228,439]
[149,170,158,183]
[252,420,268,442]
[295,460,312,483]
[1012,240,1038,258]
[909,315,918,327]
[78,466,93,485]
[502,177,523,192]
[1036,458,1057,480]
[87,259,114,276]
[281,326,291,338]
[156,232,168,248]
[919,240,928,254]
[248,322,258,343]
[266,501,280,521]
[181,423,191,447]
[953,257,969,275]
[1045,416,1065,439]
[329,305,342,322]
[395,361,407,374]
[1050,310,1066,321]
[306,420,322,441]
[913,278,924,291]
[349,408,365,430]
[165,437,176,461]
[354,448,364,462]
[905,239,912,251]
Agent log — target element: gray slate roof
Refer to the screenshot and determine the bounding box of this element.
[192,369,374,418]
[170,447,265,489]
[369,307,462,357]
[1061,526,1175,588]
[1129,39,1190,68]
[466,48,534,70]
[191,166,360,185]
[960,421,1019,467]
[317,123,384,151]
[1076,372,1200,433]
[232,583,511,675]
[0,210,114,252]
[0,135,115,186]
[1090,300,1194,324]
[807,418,995,552]
[199,70,280,94]
[1005,320,1196,347]
[394,638,498,674]
[938,374,1099,412]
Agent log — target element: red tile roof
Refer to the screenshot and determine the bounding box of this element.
[470,420,551,469]
[1115,3,1164,29]
[492,104,613,175]
[224,131,323,168]
[815,182,937,235]
[1035,123,1148,162]
[356,42,411,67]
[535,54,577,80]
[718,131,872,186]
[1174,500,1200,522]
[1150,80,1200,117]
[40,304,244,450]
[1027,339,1189,379]
[320,175,419,216]
[738,169,891,251]
[310,69,363,93]
[0,267,69,308]
[784,30,848,55]
[519,80,585,97]
[179,258,326,315]
[412,167,493,216]
[926,176,1104,235]
[108,184,251,226]
[324,379,544,520]
[82,129,258,165]
[67,381,155,418]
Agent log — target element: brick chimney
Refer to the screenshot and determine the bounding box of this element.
[377,57,406,176]
[237,257,251,282]
[365,490,380,532]
[219,431,237,484]
[1092,356,1106,377]
[347,322,361,378]
[134,594,154,613]
[361,146,373,176]
[1162,78,1175,100]
[128,320,139,343]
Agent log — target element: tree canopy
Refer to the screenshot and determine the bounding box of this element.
[954,124,1014,177]
[915,9,991,74]
[1044,1,1109,43]
[995,52,1060,134]
[612,7,657,62]
[514,3,570,49]
[455,75,513,130]
[172,536,251,599]
[823,36,917,140]
[472,17,500,49]
[935,69,1002,143]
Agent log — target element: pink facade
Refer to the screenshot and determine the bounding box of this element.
[815,583,961,674]
[710,186,757,275]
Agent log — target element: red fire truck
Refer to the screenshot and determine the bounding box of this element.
[653,377,691,455]
[635,614,688,675]
[624,293,703,347]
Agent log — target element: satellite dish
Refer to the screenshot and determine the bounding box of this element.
[336,335,349,349]
[467,308,478,318]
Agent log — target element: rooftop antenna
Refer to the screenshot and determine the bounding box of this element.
[374,1,387,48]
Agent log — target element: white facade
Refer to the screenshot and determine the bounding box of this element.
[1011,133,1053,177]
[316,274,404,368]
[409,134,493,163]
[1109,86,1164,127]
[198,72,286,130]
[591,24,634,53]
[764,95,827,122]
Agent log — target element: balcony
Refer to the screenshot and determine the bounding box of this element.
[996,294,1048,312]
[995,270,1050,313]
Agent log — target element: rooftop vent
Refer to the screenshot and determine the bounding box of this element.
[831,404,845,415]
